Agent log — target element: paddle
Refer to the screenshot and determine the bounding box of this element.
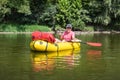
[71,40,102,47]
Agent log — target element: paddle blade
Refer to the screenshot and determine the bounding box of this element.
[86,42,102,47]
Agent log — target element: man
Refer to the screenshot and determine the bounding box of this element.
[61,24,77,42]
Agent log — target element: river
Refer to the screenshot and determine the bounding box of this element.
[0,33,120,80]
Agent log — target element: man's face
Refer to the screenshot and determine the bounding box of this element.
[66,27,72,32]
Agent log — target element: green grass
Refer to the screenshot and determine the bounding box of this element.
[0,23,51,32]
[84,26,94,31]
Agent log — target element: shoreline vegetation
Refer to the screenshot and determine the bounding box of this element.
[0,24,51,32]
[0,24,120,35]
[0,0,120,34]
[0,31,120,35]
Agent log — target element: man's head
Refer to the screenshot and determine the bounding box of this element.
[66,24,72,33]
[66,24,72,29]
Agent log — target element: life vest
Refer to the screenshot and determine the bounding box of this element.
[32,31,55,43]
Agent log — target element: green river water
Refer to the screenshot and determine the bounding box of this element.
[0,33,120,80]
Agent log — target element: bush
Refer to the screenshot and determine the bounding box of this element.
[23,25,51,32]
[0,23,51,32]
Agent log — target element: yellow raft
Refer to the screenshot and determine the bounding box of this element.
[30,40,80,52]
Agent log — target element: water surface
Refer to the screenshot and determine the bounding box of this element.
[0,33,120,80]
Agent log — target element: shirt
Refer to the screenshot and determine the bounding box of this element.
[61,31,75,41]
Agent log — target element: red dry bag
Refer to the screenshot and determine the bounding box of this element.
[32,31,55,43]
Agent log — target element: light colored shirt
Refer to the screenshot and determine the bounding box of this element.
[61,31,75,41]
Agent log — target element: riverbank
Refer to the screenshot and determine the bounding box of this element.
[0,32,32,34]
[74,31,120,34]
[0,31,120,35]
[0,24,51,32]
[1,23,119,34]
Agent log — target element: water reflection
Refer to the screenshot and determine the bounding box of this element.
[84,50,105,74]
[87,50,102,60]
[31,50,81,72]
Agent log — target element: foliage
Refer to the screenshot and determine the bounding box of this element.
[0,23,17,32]
[22,25,50,32]
[30,0,48,24]
[82,0,120,31]
[0,0,120,31]
[0,0,31,24]
[56,0,91,30]
[0,0,10,21]
[40,4,57,26]
[84,26,94,31]
[0,23,50,32]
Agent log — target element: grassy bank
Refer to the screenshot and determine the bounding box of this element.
[0,23,51,32]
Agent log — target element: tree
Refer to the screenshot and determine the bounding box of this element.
[82,0,120,31]
[56,0,91,30]
[0,0,10,22]
[0,0,31,23]
[30,0,48,24]
[40,4,57,26]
